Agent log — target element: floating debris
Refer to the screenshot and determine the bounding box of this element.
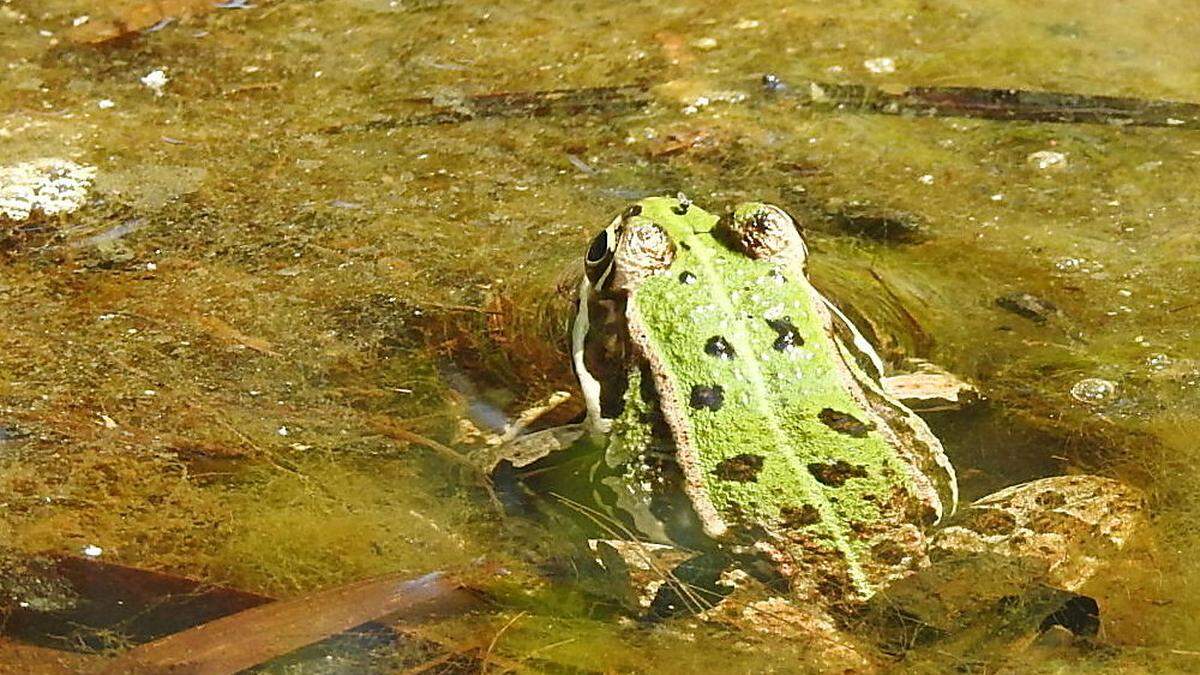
[1028,150,1069,170]
[881,360,981,412]
[996,292,1059,324]
[141,69,169,96]
[1070,378,1117,404]
[864,57,897,74]
[65,0,244,44]
[1147,353,1172,371]
[828,204,925,243]
[332,84,652,132]
[776,77,1200,129]
[0,159,96,222]
[1054,256,1103,274]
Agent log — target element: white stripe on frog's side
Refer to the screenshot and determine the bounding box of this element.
[572,214,623,436]
[572,273,612,435]
[818,293,886,380]
[818,290,959,517]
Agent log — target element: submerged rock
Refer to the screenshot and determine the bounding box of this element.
[0,159,96,222]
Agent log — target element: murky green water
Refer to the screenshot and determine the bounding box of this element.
[2,0,1200,671]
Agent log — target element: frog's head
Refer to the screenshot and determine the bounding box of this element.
[585,197,807,297]
[573,195,806,431]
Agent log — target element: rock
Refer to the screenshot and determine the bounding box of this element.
[995,292,1059,324]
[0,159,96,222]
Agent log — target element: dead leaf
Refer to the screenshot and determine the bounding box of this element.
[66,0,225,45]
[194,314,281,357]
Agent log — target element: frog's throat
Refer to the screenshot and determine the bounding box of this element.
[624,231,881,598]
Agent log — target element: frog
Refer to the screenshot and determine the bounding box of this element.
[482,195,1144,666]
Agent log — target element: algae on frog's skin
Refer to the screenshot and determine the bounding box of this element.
[0,0,1198,670]
[628,199,934,599]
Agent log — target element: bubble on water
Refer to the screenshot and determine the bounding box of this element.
[1070,378,1117,404]
[1146,353,1171,371]
[864,57,896,74]
[1054,257,1104,274]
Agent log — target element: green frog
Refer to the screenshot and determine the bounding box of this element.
[485,195,1143,664]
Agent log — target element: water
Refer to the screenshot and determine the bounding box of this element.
[1,0,1198,671]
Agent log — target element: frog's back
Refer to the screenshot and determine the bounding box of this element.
[623,198,950,598]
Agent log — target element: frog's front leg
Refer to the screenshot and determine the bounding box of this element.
[867,475,1144,652]
[464,388,591,473]
[473,422,590,473]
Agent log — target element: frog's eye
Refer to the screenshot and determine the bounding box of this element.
[586,229,611,265]
[584,223,618,285]
[723,202,807,266]
[610,218,675,292]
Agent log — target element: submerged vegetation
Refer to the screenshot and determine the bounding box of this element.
[1,0,1199,670]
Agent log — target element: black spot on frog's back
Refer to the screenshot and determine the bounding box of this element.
[765,317,803,351]
[808,460,868,487]
[689,384,724,411]
[713,453,764,482]
[818,408,872,438]
[704,335,736,359]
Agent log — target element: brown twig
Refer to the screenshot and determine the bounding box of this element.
[103,571,479,674]
[791,79,1200,129]
[324,84,652,133]
[367,416,503,512]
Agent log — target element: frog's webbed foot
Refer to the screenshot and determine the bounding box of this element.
[464,389,589,473]
[866,475,1145,653]
[471,422,589,474]
[576,539,727,618]
[880,358,981,413]
[591,539,880,669]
